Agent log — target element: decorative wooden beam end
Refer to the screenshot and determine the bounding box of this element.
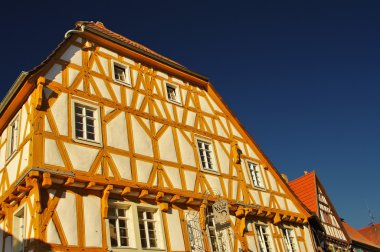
[42,173,52,188]
[138,189,149,199]
[121,187,131,197]
[273,213,281,225]
[64,177,75,186]
[170,194,181,203]
[186,197,194,204]
[85,181,96,189]
[155,192,164,202]
[29,170,40,178]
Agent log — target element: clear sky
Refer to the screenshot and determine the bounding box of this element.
[1,0,379,228]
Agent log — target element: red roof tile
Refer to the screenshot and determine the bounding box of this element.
[359,223,380,246]
[343,222,380,249]
[79,21,182,66]
[288,171,318,213]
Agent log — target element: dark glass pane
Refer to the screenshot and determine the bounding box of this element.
[109,219,118,247]
[141,238,147,248]
[120,237,128,247]
[146,212,153,219]
[138,211,144,219]
[118,209,125,217]
[150,238,157,247]
[86,109,94,117]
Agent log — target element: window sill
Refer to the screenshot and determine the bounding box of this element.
[73,137,102,148]
[166,98,182,106]
[252,186,266,192]
[110,247,166,252]
[200,168,220,175]
[113,78,132,87]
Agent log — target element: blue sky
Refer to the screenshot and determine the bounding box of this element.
[1,0,379,228]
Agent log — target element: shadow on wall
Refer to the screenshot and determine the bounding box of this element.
[0,229,53,252]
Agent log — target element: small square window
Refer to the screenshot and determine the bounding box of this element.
[247,161,264,188]
[165,83,182,105]
[197,139,218,172]
[72,101,101,145]
[112,61,131,86]
[7,115,19,158]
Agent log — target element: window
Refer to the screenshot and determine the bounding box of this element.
[197,139,217,172]
[247,162,264,188]
[282,228,297,252]
[165,83,182,105]
[7,115,19,158]
[13,206,25,252]
[112,61,131,86]
[108,206,131,248]
[73,102,100,144]
[107,202,164,250]
[138,208,158,249]
[255,224,272,252]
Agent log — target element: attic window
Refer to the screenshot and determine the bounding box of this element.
[165,83,182,105]
[112,61,131,86]
[7,115,19,158]
[247,161,264,189]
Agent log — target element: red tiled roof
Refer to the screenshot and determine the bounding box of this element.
[288,171,318,213]
[359,223,380,246]
[343,222,380,249]
[79,21,182,66]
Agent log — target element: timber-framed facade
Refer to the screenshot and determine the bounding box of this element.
[0,21,316,252]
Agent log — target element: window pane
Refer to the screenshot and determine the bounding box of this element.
[109,219,118,247]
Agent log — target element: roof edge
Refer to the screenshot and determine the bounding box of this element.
[83,25,209,83]
[0,71,29,116]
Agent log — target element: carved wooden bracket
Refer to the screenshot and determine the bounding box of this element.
[121,187,131,197]
[64,177,75,186]
[199,200,207,231]
[42,173,52,188]
[34,76,46,110]
[101,185,113,219]
[273,213,281,225]
[231,141,242,164]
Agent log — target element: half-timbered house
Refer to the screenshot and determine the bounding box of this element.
[0,21,316,252]
[289,171,350,251]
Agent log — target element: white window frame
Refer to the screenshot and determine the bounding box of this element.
[281,227,298,252]
[255,224,273,252]
[196,137,219,174]
[112,60,132,86]
[165,82,182,105]
[71,99,102,146]
[13,204,26,252]
[108,204,134,248]
[106,201,166,251]
[246,161,265,189]
[6,114,20,159]
[137,208,159,249]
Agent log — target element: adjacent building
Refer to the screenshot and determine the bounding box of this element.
[289,171,350,251]
[342,221,380,252]
[359,223,380,249]
[0,21,315,252]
